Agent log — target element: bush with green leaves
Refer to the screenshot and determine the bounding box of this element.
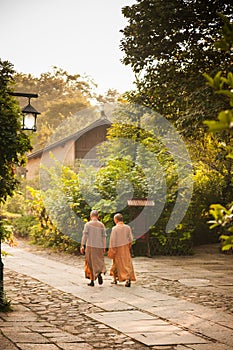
[27,185,81,254]
[27,155,223,255]
[3,192,26,215]
[0,216,14,248]
[12,215,38,238]
[26,100,231,256]
[93,114,194,255]
[204,14,233,251]
[0,59,31,258]
[27,161,94,253]
[208,204,233,251]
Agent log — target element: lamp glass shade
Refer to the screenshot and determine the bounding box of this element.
[22,113,36,131]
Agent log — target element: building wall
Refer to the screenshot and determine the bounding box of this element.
[26,156,41,181]
[26,139,75,180]
[75,124,109,159]
[26,123,110,180]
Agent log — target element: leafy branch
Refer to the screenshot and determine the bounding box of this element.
[204,14,233,252]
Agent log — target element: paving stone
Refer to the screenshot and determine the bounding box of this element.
[1,311,38,322]
[178,279,211,287]
[2,331,49,343]
[57,344,93,350]
[152,346,186,350]
[42,331,70,337]
[218,321,233,329]
[185,343,233,350]
[0,326,31,333]
[129,331,208,346]
[17,345,60,350]
[95,300,135,311]
[85,310,207,346]
[0,334,19,350]
[48,334,84,343]
[28,326,61,333]
[190,324,233,347]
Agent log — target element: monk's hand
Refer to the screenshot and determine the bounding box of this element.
[103,248,106,254]
[80,246,85,255]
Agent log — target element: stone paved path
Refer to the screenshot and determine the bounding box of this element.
[0,240,233,350]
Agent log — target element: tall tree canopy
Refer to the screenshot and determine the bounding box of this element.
[0,59,31,202]
[121,0,233,136]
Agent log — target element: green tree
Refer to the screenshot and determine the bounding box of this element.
[120,1,233,247]
[120,0,233,136]
[203,15,233,251]
[91,107,194,254]
[0,59,32,202]
[0,58,32,309]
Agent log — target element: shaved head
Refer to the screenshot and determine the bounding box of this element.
[90,210,99,218]
[114,213,123,222]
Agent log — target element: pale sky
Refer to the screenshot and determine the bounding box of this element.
[0,0,136,94]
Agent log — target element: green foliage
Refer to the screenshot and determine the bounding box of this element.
[27,186,80,253]
[220,235,233,251]
[204,110,233,132]
[204,14,233,251]
[13,215,38,238]
[94,114,193,254]
[0,216,14,247]
[0,209,21,251]
[120,6,233,251]
[187,163,225,245]
[150,227,193,256]
[203,70,233,132]
[0,59,32,204]
[208,204,233,251]
[214,13,233,52]
[26,160,92,253]
[3,193,26,215]
[121,0,232,137]
[147,161,225,251]
[25,117,228,254]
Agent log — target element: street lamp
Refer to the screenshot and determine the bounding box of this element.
[9,92,40,131]
[0,92,40,307]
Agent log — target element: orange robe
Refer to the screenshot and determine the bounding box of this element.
[108,223,136,282]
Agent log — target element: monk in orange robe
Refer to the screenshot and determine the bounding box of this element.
[108,213,136,287]
[80,210,106,286]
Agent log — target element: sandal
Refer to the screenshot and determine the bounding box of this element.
[125,280,131,287]
[98,273,103,285]
[111,280,117,284]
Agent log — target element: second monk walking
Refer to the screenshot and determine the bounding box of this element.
[108,213,136,287]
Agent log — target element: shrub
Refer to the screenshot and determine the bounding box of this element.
[3,193,26,214]
[13,215,38,238]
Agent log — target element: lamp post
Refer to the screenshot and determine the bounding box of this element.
[10,92,40,131]
[0,92,40,307]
